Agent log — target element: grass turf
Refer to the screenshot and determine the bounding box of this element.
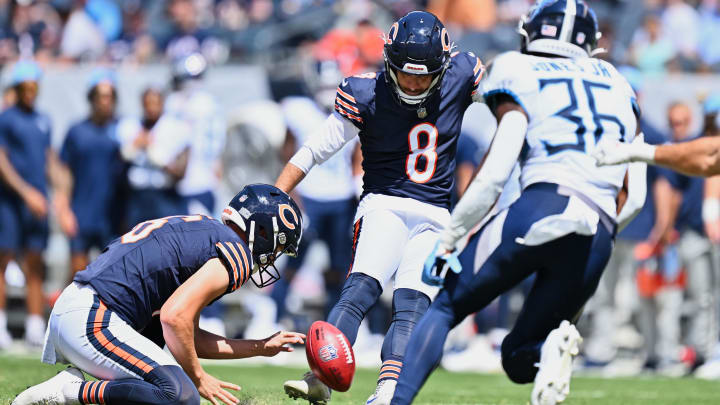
[2,354,720,404]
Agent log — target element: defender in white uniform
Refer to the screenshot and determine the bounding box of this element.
[391,2,647,405]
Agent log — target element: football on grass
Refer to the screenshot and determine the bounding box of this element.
[306,320,355,392]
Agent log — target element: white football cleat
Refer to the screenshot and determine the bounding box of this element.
[366,379,397,405]
[284,371,331,405]
[0,326,12,350]
[531,320,582,405]
[12,366,84,405]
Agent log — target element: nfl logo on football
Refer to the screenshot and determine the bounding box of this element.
[318,344,339,362]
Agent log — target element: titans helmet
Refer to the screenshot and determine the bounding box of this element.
[171,52,207,89]
[383,11,451,109]
[222,184,302,288]
[518,0,601,59]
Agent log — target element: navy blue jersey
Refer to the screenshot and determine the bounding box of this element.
[335,52,484,208]
[657,152,704,236]
[60,118,122,234]
[74,215,252,330]
[0,106,52,196]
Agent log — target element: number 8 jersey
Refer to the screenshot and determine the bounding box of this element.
[480,51,639,218]
[335,52,484,209]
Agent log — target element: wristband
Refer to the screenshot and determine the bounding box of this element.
[703,198,720,223]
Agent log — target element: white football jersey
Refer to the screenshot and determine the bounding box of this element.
[480,51,638,218]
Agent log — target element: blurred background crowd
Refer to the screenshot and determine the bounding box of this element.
[2,0,720,382]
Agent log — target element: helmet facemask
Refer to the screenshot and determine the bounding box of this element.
[245,216,301,288]
[382,12,452,115]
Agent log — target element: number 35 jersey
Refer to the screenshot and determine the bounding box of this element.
[73,215,253,330]
[480,51,639,218]
[335,52,484,209]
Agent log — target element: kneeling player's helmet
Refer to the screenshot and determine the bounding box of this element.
[383,11,451,109]
[222,184,302,288]
[518,0,601,59]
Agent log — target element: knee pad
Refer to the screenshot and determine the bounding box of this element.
[147,365,201,405]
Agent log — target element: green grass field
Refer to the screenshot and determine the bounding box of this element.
[2,354,720,405]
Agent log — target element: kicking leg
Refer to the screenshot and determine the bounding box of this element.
[286,209,409,403]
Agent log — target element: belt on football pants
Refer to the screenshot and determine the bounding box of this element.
[527,183,616,236]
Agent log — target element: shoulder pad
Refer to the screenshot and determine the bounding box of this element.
[215,241,252,292]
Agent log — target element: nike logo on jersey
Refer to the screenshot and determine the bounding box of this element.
[342,79,348,87]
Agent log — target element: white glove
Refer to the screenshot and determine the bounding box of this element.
[593,135,656,166]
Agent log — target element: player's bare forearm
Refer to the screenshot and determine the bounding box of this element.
[194,327,265,359]
[654,137,720,176]
[275,163,306,193]
[47,149,73,198]
[0,147,33,197]
[160,311,205,382]
[195,328,305,359]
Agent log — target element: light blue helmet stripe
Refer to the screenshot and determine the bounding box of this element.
[559,0,577,43]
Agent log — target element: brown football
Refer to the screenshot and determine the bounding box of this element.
[305,321,356,392]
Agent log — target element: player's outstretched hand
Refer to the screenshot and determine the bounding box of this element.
[593,135,654,166]
[422,241,462,287]
[196,371,241,405]
[261,331,306,357]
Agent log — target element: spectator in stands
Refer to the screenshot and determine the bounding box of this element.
[661,0,701,71]
[117,86,191,228]
[59,0,107,61]
[163,0,227,64]
[55,68,122,279]
[629,11,676,74]
[1,0,62,62]
[0,60,70,348]
[698,0,720,72]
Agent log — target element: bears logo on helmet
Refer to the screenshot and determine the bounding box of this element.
[222,184,302,287]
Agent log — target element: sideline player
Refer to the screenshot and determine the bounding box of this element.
[391,1,646,404]
[0,60,70,347]
[277,10,485,405]
[55,69,123,279]
[13,184,306,405]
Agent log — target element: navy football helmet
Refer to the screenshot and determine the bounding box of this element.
[518,0,601,59]
[383,11,451,110]
[222,184,302,288]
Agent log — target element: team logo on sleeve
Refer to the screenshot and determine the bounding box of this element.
[278,203,299,230]
[318,344,339,362]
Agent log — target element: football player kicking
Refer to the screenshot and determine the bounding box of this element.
[13,184,306,405]
[391,2,647,405]
[594,122,720,177]
[276,11,485,405]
